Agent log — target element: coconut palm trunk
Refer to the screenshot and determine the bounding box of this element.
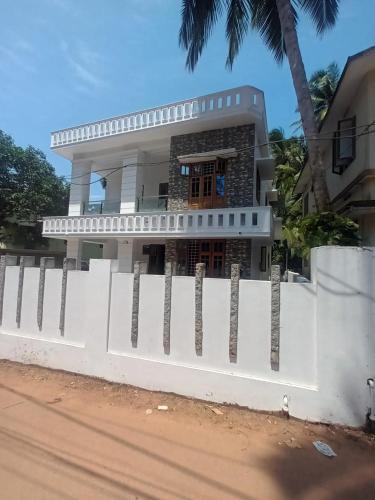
[275,0,330,211]
[179,0,339,211]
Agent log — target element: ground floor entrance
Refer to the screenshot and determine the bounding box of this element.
[63,237,271,280]
[142,244,165,275]
[142,240,226,277]
[168,239,254,279]
[186,240,225,278]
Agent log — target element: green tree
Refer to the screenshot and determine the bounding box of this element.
[269,128,359,270]
[290,212,359,259]
[269,128,306,270]
[179,0,341,212]
[293,62,340,130]
[0,130,69,248]
[269,127,306,219]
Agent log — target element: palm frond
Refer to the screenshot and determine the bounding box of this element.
[250,0,298,64]
[298,0,340,34]
[326,61,340,82]
[292,60,340,130]
[179,0,224,71]
[225,0,252,69]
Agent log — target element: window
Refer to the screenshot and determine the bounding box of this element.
[200,240,225,277]
[186,159,227,208]
[186,240,225,278]
[191,177,200,198]
[180,165,190,176]
[158,183,169,196]
[333,117,356,174]
[203,175,212,197]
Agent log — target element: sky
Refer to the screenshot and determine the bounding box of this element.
[1,0,375,196]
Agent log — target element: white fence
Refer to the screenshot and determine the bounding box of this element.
[0,246,374,427]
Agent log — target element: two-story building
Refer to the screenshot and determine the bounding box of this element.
[295,46,375,246]
[43,86,276,278]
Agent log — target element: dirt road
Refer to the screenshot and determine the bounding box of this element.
[0,360,374,499]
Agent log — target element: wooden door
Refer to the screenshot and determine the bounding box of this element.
[188,161,226,209]
[199,240,225,278]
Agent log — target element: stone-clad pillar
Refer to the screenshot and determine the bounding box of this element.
[131,261,147,348]
[195,263,205,356]
[229,264,240,362]
[270,265,281,370]
[37,257,55,331]
[59,258,76,336]
[163,262,176,354]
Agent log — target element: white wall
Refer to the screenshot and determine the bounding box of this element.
[120,151,144,213]
[68,161,91,215]
[312,246,375,424]
[142,163,169,198]
[0,247,374,427]
[104,169,121,206]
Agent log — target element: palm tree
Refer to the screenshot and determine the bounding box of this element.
[267,128,306,271]
[179,0,341,211]
[309,62,340,124]
[293,62,340,130]
[269,128,306,221]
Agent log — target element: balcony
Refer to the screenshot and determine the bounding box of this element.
[137,195,168,212]
[42,207,273,239]
[83,200,121,215]
[50,86,266,156]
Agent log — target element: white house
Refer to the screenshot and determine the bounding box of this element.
[43,85,276,278]
[295,46,375,246]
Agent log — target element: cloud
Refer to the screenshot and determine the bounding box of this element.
[0,44,36,73]
[68,58,105,88]
[14,38,35,54]
[60,40,109,93]
[45,0,71,11]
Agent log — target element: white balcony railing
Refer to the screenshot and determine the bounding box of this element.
[42,207,273,239]
[50,86,263,148]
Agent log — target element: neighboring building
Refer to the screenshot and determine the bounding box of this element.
[0,238,66,266]
[43,86,276,278]
[295,46,375,246]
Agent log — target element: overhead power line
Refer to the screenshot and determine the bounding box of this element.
[67,124,375,186]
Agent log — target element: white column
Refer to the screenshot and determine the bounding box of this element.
[102,239,118,259]
[104,169,121,212]
[117,239,134,272]
[120,151,144,214]
[66,238,82,266]
[68,161,91,216]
